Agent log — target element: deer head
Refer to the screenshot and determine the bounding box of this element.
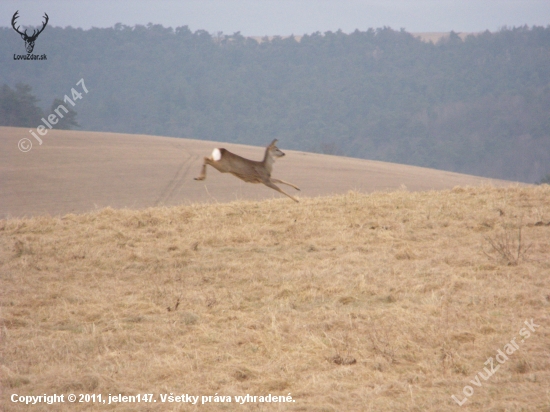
[12,11,49,54]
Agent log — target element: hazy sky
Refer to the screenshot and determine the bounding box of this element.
[1,0,549,36]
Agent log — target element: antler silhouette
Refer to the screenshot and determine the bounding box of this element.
[33,13,50,39]
[11,11,26,37]
[11,11,49,53]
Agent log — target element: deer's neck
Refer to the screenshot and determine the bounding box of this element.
[262,150,274,174]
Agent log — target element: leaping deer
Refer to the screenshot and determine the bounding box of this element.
[194,139,300,202]
[11,11,49,54]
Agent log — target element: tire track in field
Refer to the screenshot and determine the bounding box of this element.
[154,152,197,206]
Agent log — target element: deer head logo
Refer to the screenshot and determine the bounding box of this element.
[11,11,49,54]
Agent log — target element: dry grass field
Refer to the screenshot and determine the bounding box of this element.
[1,184,549,411]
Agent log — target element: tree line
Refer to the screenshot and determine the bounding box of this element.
[0,83,79,130]
[1,24,549,182]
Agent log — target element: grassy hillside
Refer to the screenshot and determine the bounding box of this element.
[1,185,549,411]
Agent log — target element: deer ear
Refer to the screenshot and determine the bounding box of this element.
[269,139,278,147]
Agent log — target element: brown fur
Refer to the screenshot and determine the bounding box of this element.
[194,139,300,202]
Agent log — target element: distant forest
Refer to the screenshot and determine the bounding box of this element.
[1,24,549,182]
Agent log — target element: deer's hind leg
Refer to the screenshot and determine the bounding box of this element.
[263,180,299,202]
[271,178,300,191]
[194,157,210,181]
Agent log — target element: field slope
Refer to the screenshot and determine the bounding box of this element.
[1,185,549,411]
[0,127,516,218]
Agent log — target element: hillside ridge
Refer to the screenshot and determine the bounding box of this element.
[1,127,519,218]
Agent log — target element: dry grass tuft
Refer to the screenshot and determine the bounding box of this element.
[483,219,532,266]
[1,185,549,411]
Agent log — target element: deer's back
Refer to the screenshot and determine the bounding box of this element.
[218,149,269,183]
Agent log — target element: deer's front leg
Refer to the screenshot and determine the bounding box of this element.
[263,180,299,202]
[271,178,300,191]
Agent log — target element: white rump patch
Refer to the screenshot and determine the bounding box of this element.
[212,148,222,161]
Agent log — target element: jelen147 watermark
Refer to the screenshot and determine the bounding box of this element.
[18,78,88,153]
